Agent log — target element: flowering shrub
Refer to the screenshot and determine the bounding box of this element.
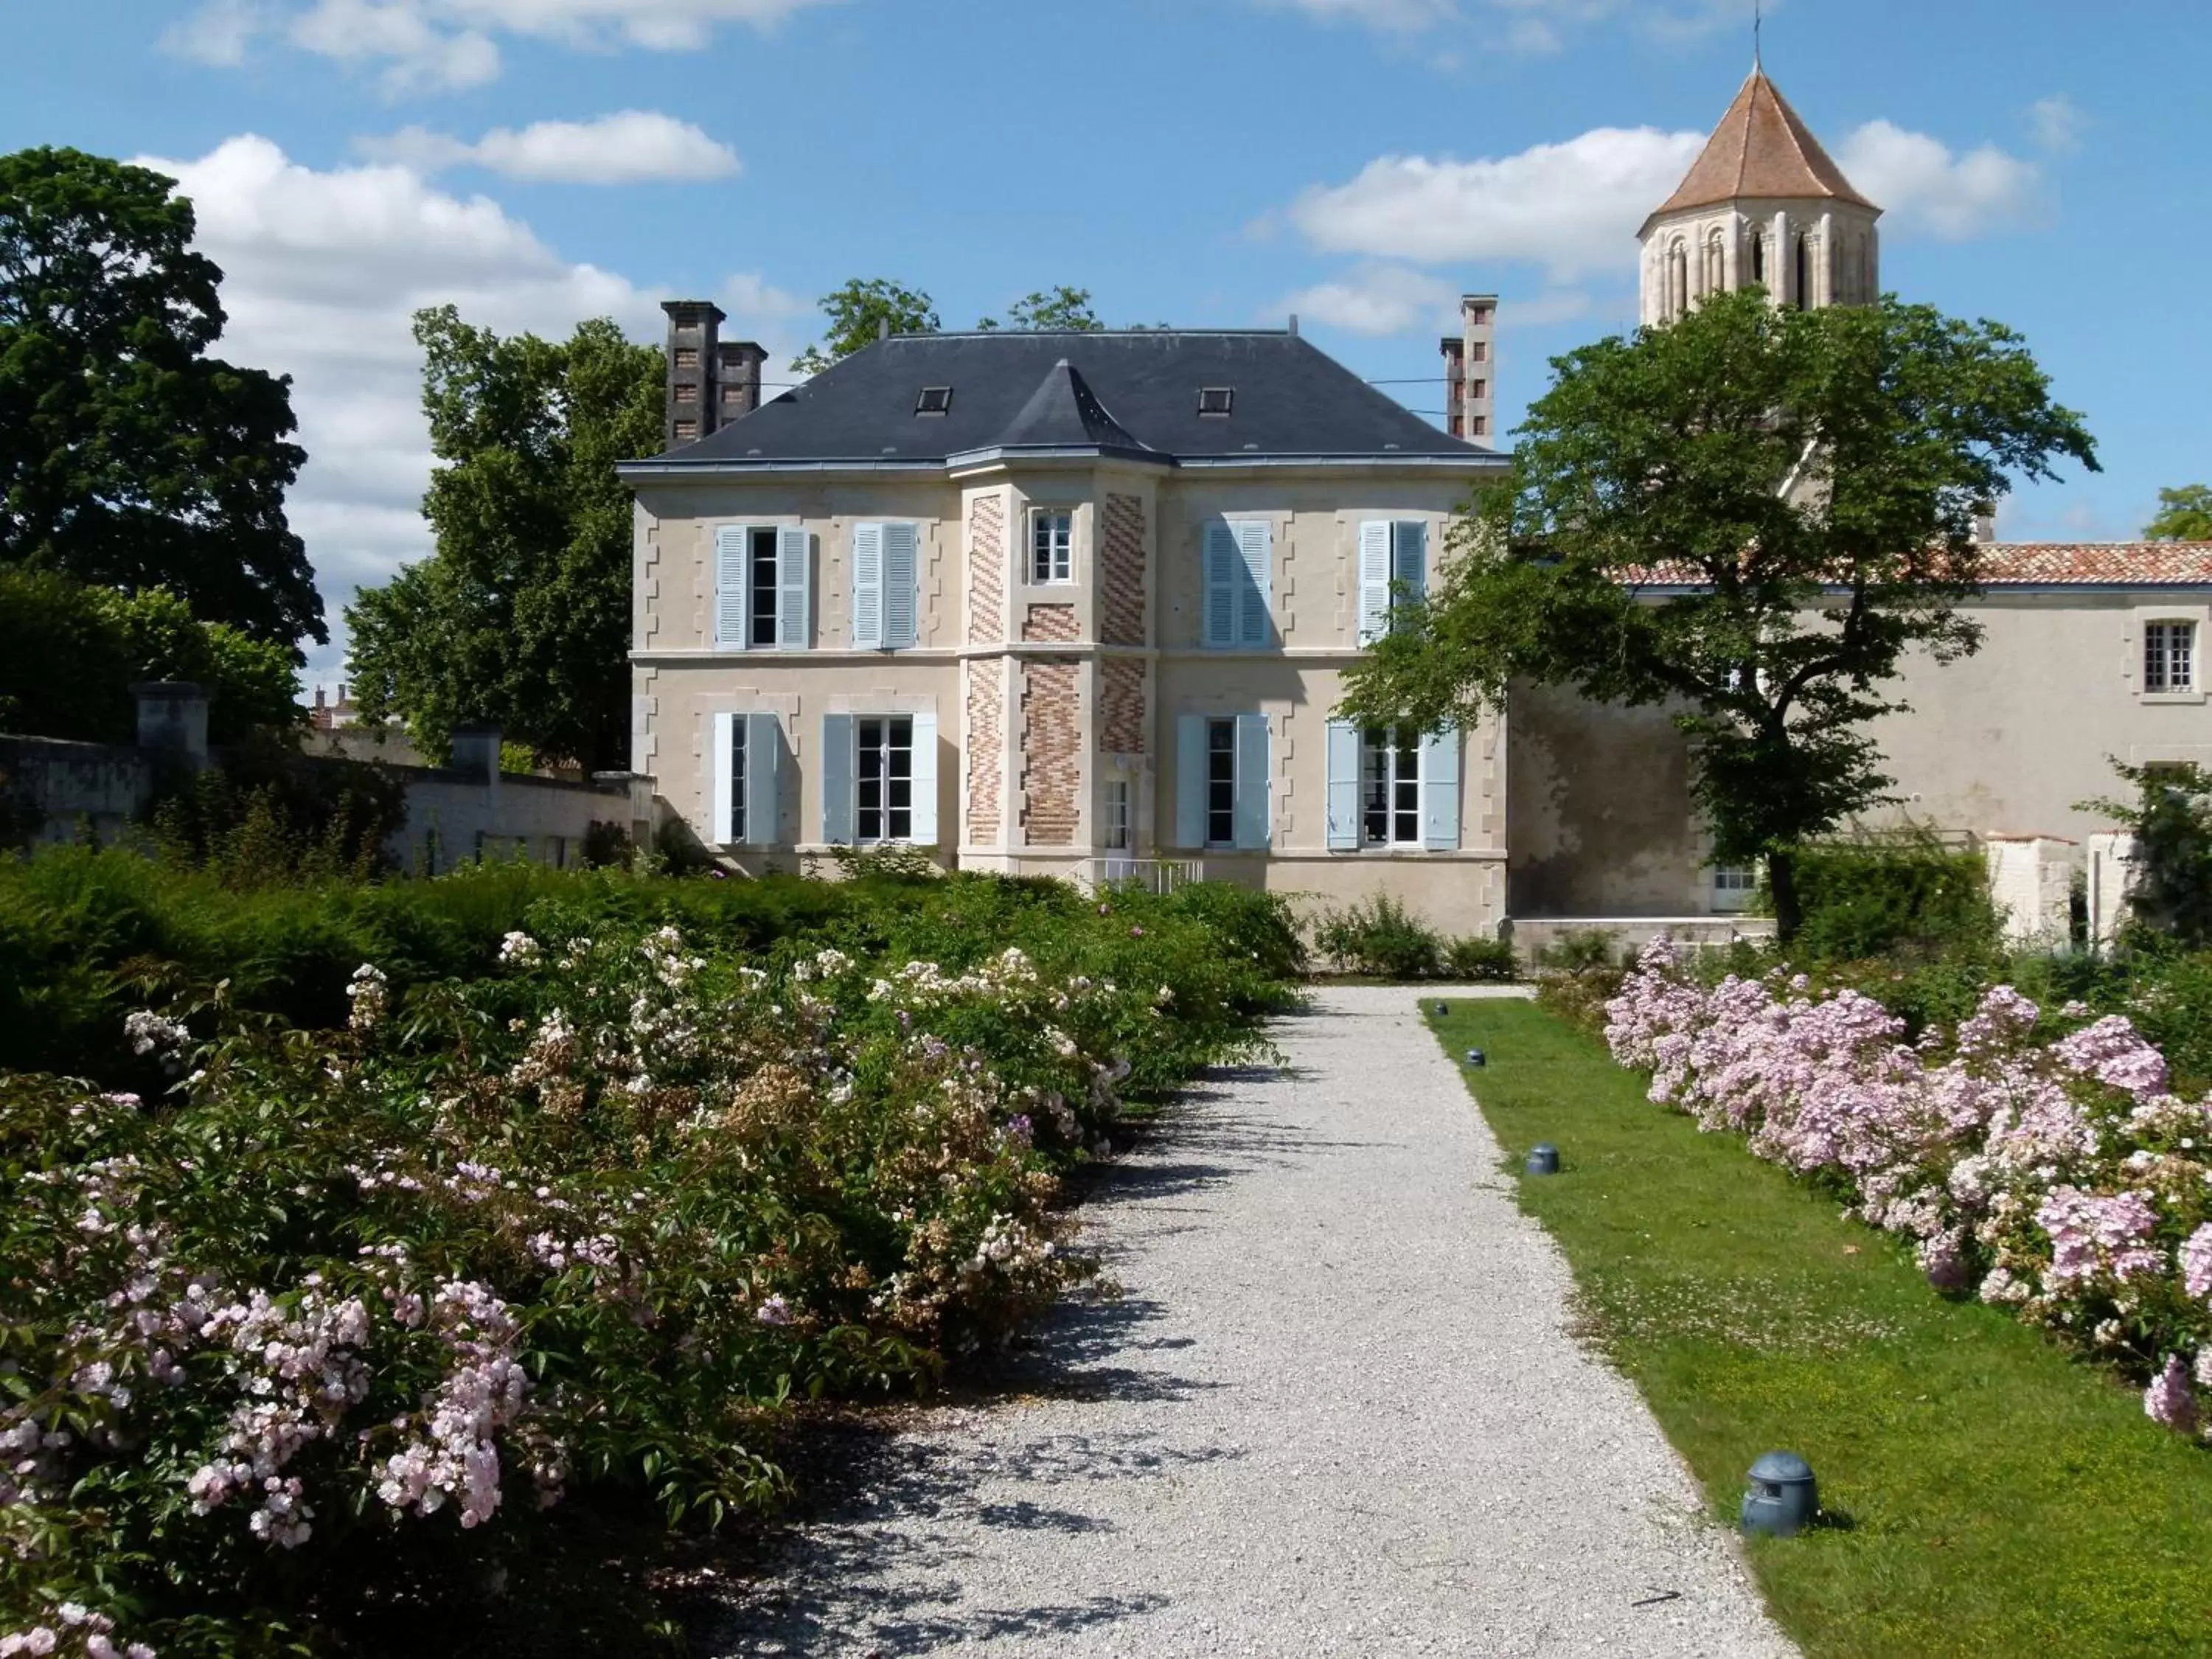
[0,881,1292,1654]
[1607,942,2212,1444]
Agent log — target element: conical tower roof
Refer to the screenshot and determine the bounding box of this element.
[1644,67,1878,233]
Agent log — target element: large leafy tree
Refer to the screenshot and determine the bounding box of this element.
[345,306,661,771]
[0,147,320,653]
[2145,484,2212,541]
[978,286,1104,332]
[1340,289,2098,940]
[0,567,300,744]
[791,278,943,374]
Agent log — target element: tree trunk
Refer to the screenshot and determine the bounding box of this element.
[1767,845,1802,947]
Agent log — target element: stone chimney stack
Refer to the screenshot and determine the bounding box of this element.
[1441,293,1498,442]
[715,338,766,422]
[661,299,725,451]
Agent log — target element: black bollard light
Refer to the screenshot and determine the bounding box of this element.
[1464,1048,1486,1068]
[1433,1001,1449,1018]
[1739,1452,1818,1537]
[1525,1142,1560,1175]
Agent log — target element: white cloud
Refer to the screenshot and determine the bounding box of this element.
[359,112,740,184]
[165,0,836,91]
[1837,121,2046,241]
[133,136,807,683]
[1278,262,1459,335]
[2029,94,2085,154]
[160,0,269,64]
[1261,0,1765,48]
[1283,127,1709,279]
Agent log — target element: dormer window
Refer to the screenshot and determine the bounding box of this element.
[914,386,952,416]
[1197,387,1234,417]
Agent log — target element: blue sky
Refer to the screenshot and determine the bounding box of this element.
[7,0,2203,686]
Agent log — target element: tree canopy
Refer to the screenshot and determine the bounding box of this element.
[1339,288,2098,939]
[0,566,301,745]
[2144,484,2212,541]
[0,146,321,653]
[344,306,661,772]
[977,286,1103,333]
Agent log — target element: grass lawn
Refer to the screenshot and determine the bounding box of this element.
[1432,998,2212,1658]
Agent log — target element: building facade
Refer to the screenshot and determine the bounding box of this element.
[620,329,1514,933]
[624,66,2209,944]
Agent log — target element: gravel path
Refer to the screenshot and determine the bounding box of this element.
[709,985,1796,1658]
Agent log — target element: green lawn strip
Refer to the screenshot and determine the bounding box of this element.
[1432,998,2212,1659]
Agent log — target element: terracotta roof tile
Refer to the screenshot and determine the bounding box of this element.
[1649,68,1877,224]
[1977,542,2212,585]
[1628,543,2212,589]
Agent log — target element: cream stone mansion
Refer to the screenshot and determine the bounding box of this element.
[619,67,2211,942]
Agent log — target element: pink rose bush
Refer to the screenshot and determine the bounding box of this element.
[1607,940,2212,1444]
[0,885,1291,1652]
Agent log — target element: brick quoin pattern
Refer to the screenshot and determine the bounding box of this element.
[967,493,1005,645]
[1101,658,1145,755]
[1101,493,1147,647]
[1020,660,1081,845]
[1022,602,1079,643]
[964,661,1002,844]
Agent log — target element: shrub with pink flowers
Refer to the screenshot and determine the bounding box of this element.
[1606,940,2212,1445]
[0,879,1293,1655]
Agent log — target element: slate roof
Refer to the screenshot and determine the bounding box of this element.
[1646,68,1878,229]
[630,330,1497,470]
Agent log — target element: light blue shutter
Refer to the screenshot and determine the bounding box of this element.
[883,522,920,650]
[1234,521,1271,647]
[1357,521,1391,646]
[821,714,855,844]
[908,709,938,845]
[1233,713,1270,850]
[711,710,736,842]
[1175,714,1207,848]
[851,524,884,649]
[1325,719,1361,851]
[742,711,780,844]
[1393,521,1427,619]
[1422,724,1461,850]
[714,526,748,650]
[1202,524,1237,648]
[776,526,810,649]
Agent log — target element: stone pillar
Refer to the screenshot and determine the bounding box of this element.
[715,339,765,422]
[133,682,210,768]
[449,723,501,790]
[1722,211,1741,292]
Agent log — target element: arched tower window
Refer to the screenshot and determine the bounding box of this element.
[1668,240,1688,319]
[1750,230,1766,285]
[1793,233,1810,309]
[1705,230,1725,293]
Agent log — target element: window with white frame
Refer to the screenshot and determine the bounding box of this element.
[713,524,811,650]
[728,715,749,841]
[1102,776,1131,851]
[1031,509,1073,584]
[1206,719,1237,847]
[851,522,921,650]
[855,716,914,843]
[2145,620,2197,695]
[1360,727,1422,847]
[746,529,780,647]
[1713,863,1758,908]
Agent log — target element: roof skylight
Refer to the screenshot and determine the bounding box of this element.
[914,386,953,415]
[1197,387,1234,417]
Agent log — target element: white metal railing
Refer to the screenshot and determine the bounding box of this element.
[1009,856,1203,895]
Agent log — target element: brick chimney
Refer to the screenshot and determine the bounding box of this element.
[661,299,725,451]
[716,338,766,422]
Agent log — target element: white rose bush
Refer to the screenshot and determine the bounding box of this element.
[0,878,1295,1655]
[1606,940,2212,1442]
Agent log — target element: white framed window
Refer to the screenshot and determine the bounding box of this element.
[1175,713,1269,850]
[2144,620,2198,695]
[713,524,811,650]
[855,715,914,843]
[1102,776,1131,851]
[1030,509,1074,584]
[1360,727,1423,847]
[1712,863,1758,911]
[712,711,782,847]
[1206,719,1237,847]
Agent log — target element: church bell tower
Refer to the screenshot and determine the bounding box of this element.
[1638,67,1882,327]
